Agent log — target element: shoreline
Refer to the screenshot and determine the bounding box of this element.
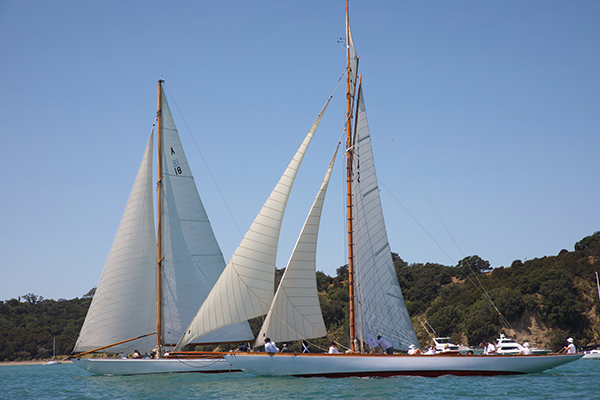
[0,360,73,366]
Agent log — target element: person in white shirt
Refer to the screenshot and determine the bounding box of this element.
[519,342,533,355]
[377,335,394,355]
[264,338,279,353]
[424,344,437,355]
[483,341,496,355]
[328,342,340,354]
[559,337,576,354]
[407,344,422,355]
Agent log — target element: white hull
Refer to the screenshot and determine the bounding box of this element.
[72,357,238,375]
[225,352,583,378]
[582,351,600,359]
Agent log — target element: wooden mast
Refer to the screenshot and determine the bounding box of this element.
[345,0,357,352]
[156,80,164,353]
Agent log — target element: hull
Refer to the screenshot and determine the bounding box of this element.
[73,355,238,375]
[582,351,600,359]
[224,352,583,378]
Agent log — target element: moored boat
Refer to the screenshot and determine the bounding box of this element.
[495,334,551,355]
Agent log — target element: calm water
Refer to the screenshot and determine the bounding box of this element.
[1,359,600,400]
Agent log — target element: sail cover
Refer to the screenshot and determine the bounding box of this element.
[255,145,339,347]
[177,99,331,349]
[159,89,253,345]
[74,133,158,353]
[351,86,419,351]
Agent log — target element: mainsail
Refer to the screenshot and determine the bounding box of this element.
[255,145,339,347]
[158,90,253,345]
[351,86,419,350]
[177,98,332,349]
[74,133,157,353]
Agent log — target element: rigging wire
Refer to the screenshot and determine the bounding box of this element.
[162,82,245,239]
[362,88,513,331]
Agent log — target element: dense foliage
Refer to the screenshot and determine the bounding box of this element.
[2,232,600,359]
[0,289,93,361]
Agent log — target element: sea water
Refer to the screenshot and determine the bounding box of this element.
[1,359,600,400]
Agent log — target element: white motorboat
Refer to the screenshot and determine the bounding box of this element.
[495,334,551,355]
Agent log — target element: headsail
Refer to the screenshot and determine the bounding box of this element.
[74,133,157,354]
[351,86,419,350]
[177,99,331,349]
[158,89,253,345]
[255,144,339,347]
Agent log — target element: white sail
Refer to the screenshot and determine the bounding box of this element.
[74,133,157,353]
[351,86,419,350]
[159,89,253,345]
[177,99,331,349]
[255,145,339,347]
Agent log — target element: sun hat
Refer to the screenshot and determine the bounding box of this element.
[567,337,574,343]
[523,343,529,348]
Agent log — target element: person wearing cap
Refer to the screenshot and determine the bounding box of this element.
[559,337,576,354]
[519,342,533,355]
[407,344,422,355]
[377,335,394,355]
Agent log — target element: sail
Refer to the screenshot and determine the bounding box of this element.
[346,10,359,112]
[351,86,419,351]
[177,99,331,349]
[255,145,339,347]
[74,133,157,353]
[159,89,253,345]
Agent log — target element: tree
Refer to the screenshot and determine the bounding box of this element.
[456,255,491,275]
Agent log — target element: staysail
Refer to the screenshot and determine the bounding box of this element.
[74,133,157,353]
[255,145,339,347]
[158,89,253,345]
[177,98,331,349]
[351,86,419,350]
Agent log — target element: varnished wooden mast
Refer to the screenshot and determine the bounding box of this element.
[156,80,164,352]
[345,0,357,352]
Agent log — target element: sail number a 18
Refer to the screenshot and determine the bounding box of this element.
[173,159,183,175]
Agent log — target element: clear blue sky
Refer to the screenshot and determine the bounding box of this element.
[1,1,599,301]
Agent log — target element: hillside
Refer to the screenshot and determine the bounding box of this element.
[1,232,599,360]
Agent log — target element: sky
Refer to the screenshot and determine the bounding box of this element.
[1,0,599,302]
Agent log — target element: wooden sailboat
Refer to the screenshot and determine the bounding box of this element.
[71,80,254,375]
[220,2,583,377]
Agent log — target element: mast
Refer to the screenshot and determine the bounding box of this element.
[156,80,164,352]
[345,0,357,352]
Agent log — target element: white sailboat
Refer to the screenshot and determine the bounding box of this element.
[71,80,254,375]
[220,2,583,377]
[45,337,61,365]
